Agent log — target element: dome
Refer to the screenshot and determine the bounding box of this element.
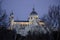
[30,8,38,15]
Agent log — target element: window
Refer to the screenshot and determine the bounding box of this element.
[42,25,44,27]
[31,17,32,19]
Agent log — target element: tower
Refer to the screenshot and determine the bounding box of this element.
[29,8,39,25]
[9,12,14,30]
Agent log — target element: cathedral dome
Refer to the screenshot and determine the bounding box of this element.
[30,8,38,15]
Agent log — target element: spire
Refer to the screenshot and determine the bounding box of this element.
[33,4,35,11]
[30,6,38,15]
[10,11,14,19]
[11,11,13,15]
[10,11,14,16]
[33,7,35,11]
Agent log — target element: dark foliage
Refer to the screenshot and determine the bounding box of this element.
[0,0,9,27]
[0,27,16,40]
[1,27,59,40]
[15,31,60,40]
[42,5,60,31]
[12,30,60,40]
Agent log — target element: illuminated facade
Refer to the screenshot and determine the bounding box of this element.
[8,8,45,30]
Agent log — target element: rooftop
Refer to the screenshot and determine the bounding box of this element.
[30,8,38,15]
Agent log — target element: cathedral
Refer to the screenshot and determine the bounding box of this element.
[8,8,45,30]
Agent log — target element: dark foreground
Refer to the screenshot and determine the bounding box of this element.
[0,27,60,40]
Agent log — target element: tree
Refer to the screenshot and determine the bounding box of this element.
[42,5,60,31]
[0,0,8,27]
[41,5,60,40]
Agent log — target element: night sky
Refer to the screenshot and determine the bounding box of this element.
[1,0,60,20]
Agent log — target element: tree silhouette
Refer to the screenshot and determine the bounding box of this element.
[42,5,60,31]
[42,5,60,40]
[0,0,8,27]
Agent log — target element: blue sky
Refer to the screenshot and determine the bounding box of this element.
[1,0,60,20]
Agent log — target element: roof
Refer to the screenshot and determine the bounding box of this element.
[10,12,14,16]
[14,20,29,22]
[40,21,44,22]
[30,8,38,15]
[14,20,44,22]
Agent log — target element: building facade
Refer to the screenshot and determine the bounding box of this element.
[8,8,45,30]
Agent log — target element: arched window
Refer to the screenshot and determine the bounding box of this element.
[31,17,32,19]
